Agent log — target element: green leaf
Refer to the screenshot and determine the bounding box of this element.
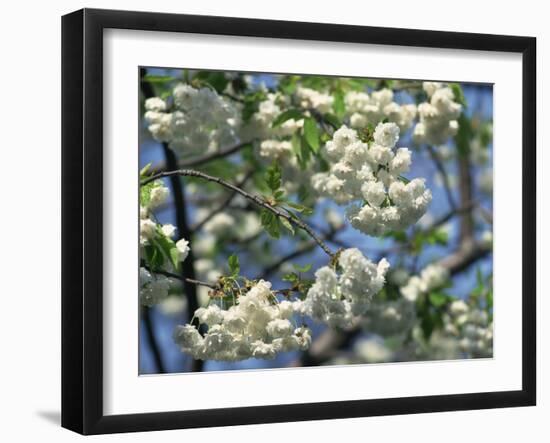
[303,118,320,152]
[428,292,448,308]
[291,132,302,159]
[282,272,299,284]
[241,90,267,122]
[169,247,181,271]
[279,217,295,235]
[420,314,435,340]
[455,113,473,157]
[260,209,281,239]
[265,163,282,192]
[293,263,312,273]
[273,189,285,201]
[271,109,303,128]
[144,244,164,269]
[299,134,311,168]
[285,201,313,216]
[155,233,179,270]
[384,231,408,243]
[486,290,493,310]
[279,75,299,95]
[140,163,152,178]
[228,254,240,277]
[323,113,342,129]
[432,229,449,246]
[140,181,159,207]
[143,74,175,83]
[397,175,410,184]
[193,71,229,92]
[476,267,484,286]
[333,90,345,118]
[450,83,467,107]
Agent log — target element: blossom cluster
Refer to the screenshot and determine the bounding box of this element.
[139,267,172,307]
[413,82,462,146]
[361,298,417,337]
[294,248,390,328]
[345,88,417,131]
[445,300,493,357]
[242,92,303,140]
[312,122,432,236]
[144,84,240,156]
[139,180,190,306]
[295,86,334,113]
[408,298,493,360]
[173,280,312,361]
[139,181,169,246]
[139,182,190,262]
[400,263,449,302]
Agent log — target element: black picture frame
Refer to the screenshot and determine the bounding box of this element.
[62,8,537,435]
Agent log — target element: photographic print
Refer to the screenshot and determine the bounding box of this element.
[138,67,494,374]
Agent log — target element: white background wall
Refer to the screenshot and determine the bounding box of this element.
[0,0,546,440]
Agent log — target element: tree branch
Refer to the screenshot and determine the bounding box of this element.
[141,306,166,373]
[426,144,457,211]
[142,264,218,290]
[142,169,335,258]
[457,154,475,243]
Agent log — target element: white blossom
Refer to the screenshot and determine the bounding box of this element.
[344,89,417,131]
[259,139,292,161]
[354,338,394,363]
[139,267,172,306]
[296,248,389,328]
[174,280,311,361]
[149,184,170,209]
[161,224,176,238]
[139,219,157,245]
[144,97,167,112]
[400,264,449,302]
[176,238,190,262]
[362,298,416,337]
[295,87,334,113]
[145,83,240,157]
[313,123,431,236]
[413,82,462,146]
[478,168,493,195]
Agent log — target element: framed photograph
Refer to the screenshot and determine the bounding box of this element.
[62,8,536,435]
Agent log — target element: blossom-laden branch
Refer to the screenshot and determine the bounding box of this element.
[141,169,335,258]
[145,264,302,298]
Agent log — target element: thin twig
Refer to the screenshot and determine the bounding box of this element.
[457,153,475,243]
[142,265,218,290]
[142,169,335,258]
[146,264,298,297]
